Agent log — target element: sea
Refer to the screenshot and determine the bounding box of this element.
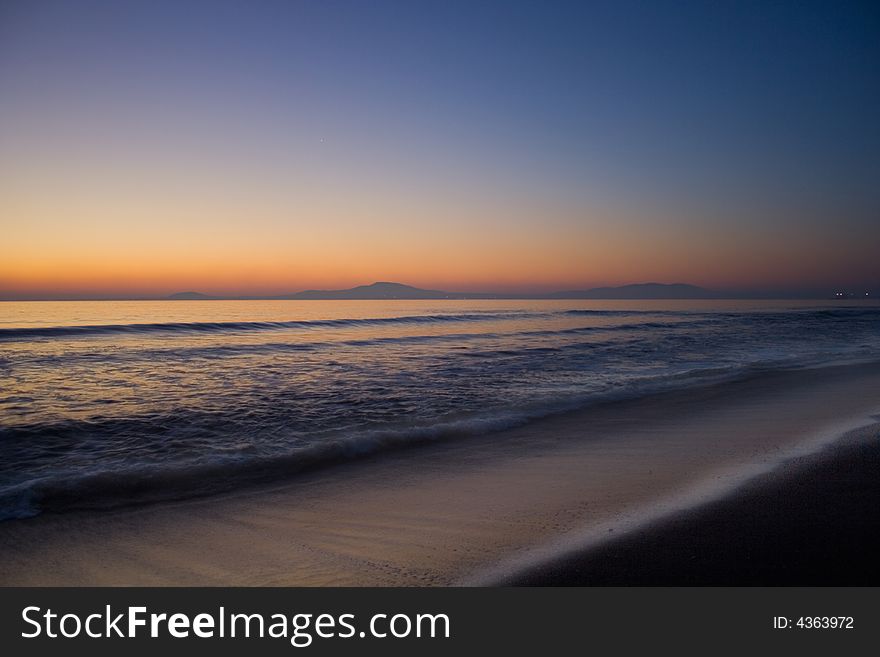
[1,299,878,519]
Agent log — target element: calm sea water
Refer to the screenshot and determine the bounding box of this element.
[1,299,879,519]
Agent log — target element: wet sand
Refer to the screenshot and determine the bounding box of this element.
[507,424,880,585]
[1,361,879,586]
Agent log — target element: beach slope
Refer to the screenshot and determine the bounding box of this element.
[1,361,878,586]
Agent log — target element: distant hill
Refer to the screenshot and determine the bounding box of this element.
[169,281,720,300]
[548,283,719,299]
[168,291,215,300]
[282,282,449,300]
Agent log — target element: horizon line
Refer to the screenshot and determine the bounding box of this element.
[1,280,875,302]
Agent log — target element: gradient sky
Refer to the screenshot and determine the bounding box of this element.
[1,0,878,299]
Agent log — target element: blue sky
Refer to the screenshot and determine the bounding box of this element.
[1,0,878,296]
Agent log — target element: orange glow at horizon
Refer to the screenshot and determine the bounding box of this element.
[2,1,879,301]
[3,207,871,298]
[2,138,874,298]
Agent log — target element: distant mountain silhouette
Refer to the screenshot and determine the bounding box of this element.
[168,291,215,300]
[283,282,449,300]
[170,281,720,301]
[282,281,720,300]
[548,283,719,299]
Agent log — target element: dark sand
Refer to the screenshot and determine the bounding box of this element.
[0,361,879,585]
[509,426,880,585]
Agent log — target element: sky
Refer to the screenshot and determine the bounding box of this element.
[1,0,878,299]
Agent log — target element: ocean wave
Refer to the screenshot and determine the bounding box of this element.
[3,317,718,367]
[0,308,729,344]
[563,309,680,316]
[3,301,879,520]
[0,306,880,341]
[0,410,541,520]
[4,355,874,521]
[5,305,874,343]
[0,312,544,341]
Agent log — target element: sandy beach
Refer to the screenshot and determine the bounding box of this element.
[1,360,879,586]
[509,425,880,585]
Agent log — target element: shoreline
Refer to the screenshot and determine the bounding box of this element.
[5,358,879,522]
[1,360,879,586]
[506,422,880,585]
